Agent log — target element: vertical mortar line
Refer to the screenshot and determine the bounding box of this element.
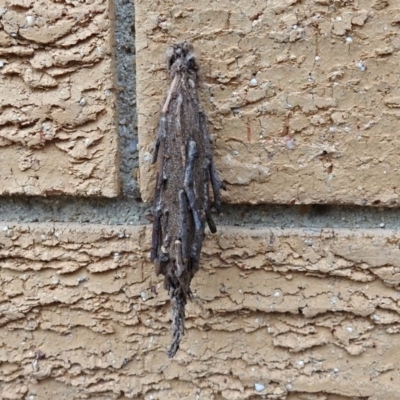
[113,0,139,198]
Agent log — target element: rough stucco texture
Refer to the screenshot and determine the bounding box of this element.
[0,0,118,196]
[137,0,400,205]
[1,223,400,399]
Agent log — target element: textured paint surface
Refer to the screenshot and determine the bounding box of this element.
[2,0,400,399]
[0,0,118,196]
[137,0,400,205]
[1,223,400,399]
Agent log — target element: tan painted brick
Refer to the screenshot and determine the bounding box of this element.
[1,222,400,399]
[137,0,400,205]
[0,0,118,196]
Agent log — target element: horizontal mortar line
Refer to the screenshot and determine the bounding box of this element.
[0,197,400,230]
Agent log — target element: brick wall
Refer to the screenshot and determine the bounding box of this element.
[1,0,400,399]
